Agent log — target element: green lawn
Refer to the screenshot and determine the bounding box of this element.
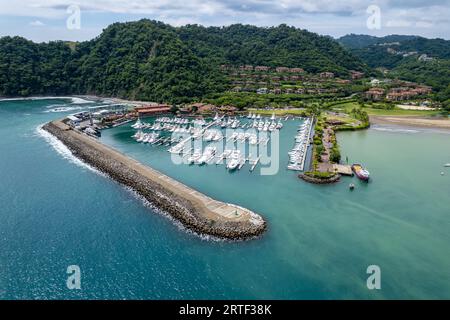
[247,108,307,116]
[331,102,441,117]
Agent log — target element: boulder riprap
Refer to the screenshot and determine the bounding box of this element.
[43,120,267,240]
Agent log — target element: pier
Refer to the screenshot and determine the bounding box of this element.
[332,164,353,176]
[250,157,260,172]
[44,119,266,240]
[287,117,314,171]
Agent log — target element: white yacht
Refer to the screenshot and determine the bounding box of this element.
[212,131,223,141]
[188,149,202,164]
[227,150,242,171]
[131,118,144,129]
[268,122,276,132]
[197,147,216,165]
[249,134,258,145]
[132,130,144,140]
[168,142,184,154]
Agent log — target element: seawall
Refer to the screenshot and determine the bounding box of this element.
[43,120,267,240]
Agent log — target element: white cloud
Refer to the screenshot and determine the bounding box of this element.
[386,19,412,27]
[416,21,433,28]
[0,0,449,40]
[29,20,45,26]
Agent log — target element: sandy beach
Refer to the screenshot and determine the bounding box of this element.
[370,116,450,130]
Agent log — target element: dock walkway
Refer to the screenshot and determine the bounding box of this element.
[45,120,266,240]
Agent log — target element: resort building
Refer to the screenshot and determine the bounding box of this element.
[239,65,254,71]
[319,72,335,78]
[257,88,268,94]
[135,104,171,117]
[289,68,305,73]
[370,79,381,86]
[255,66,271,72]
[364,88,385,101]
[386,86,432,101]
[276,67,290,73]
[350,71,364,79]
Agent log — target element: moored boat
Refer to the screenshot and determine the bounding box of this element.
[351,163,370,181]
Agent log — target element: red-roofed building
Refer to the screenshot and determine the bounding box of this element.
[135,104,171,117]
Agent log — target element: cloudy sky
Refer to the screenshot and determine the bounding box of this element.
[0,0,449,42]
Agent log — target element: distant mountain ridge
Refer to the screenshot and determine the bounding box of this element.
[338,34,450,66]
[338,34,450,103]
[0,20,367,102]
[338,34,419,49]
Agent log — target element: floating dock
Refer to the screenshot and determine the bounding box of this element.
[287,117,314,171]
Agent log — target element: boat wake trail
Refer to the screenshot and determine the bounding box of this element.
[372,126,420,134]
[35,124,104,176]
[43,105,86,113]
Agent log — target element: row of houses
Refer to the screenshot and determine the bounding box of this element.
[220,65,305,73]
[231,73,305,81]
[246,87,339,95]
[350,70,364,80]
[364,86,432,101]
[222,65,367,81]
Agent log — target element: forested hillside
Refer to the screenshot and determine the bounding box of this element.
[338,34,418,49]
[338,34,450,104]
[0,20,368,102]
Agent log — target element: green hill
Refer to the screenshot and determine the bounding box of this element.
[338,34,419,49]
[0,20,367,103]
[338,34,450,105]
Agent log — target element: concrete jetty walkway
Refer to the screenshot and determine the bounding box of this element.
[43,119,266,240]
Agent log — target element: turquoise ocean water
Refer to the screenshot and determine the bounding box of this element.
[0,98,449,299]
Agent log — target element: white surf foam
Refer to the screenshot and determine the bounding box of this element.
[36,124,104,176]
[70,97,93,104]
[122,186,229,242]
[371,126,420,134]
[43,106,86,113]
[0,96,94,104]
[36,124,243,242]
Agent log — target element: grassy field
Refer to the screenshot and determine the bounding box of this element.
[331,102,441,117]
[247,108,307,116]
[325,113,358,124]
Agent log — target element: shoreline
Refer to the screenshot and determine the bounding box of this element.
[370,115,450,130]
[43,119,267,241]
[0,95,156,107]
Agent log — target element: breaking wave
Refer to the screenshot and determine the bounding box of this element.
[35,124,104,176]
[43,106,86,113]
[0,96,94,104]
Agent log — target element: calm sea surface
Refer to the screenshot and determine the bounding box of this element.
[0,98,449,299]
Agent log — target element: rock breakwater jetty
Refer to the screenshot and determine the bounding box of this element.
[43,120,267,240]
